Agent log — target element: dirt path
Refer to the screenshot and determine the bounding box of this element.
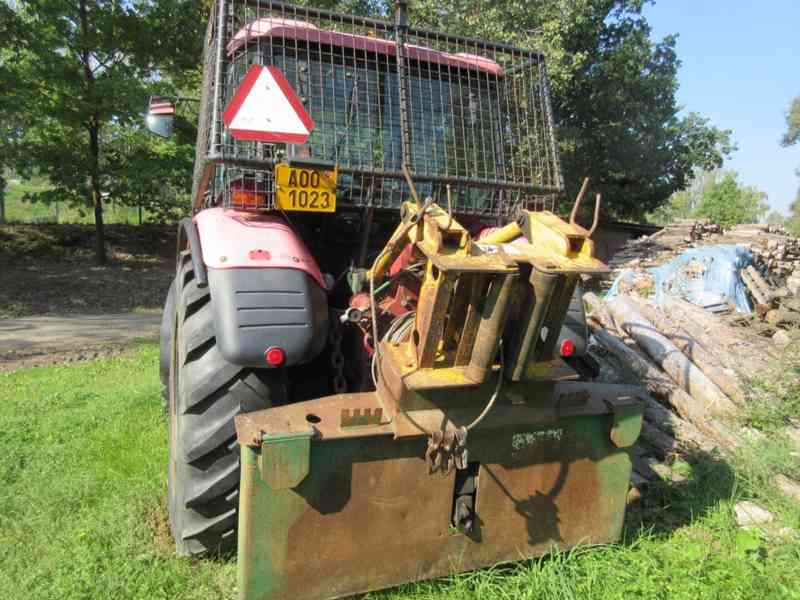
[0,313,162,371]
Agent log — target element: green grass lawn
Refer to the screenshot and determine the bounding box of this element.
[3,176,151,224]
[1,344,799,599]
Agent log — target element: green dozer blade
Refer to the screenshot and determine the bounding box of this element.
[235,381,642,600]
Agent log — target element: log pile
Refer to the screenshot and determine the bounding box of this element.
[603,220,800,293]
[724,224,800,279]
[584,291,796,493]
[604,220,721,292]
[594,218,800,501]
[601,218,800,339]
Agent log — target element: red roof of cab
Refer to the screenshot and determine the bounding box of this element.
[227,18,503,76]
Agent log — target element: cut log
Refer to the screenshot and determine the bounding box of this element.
[633,299,746,404]
[639,420,679,457]
[741,268,770,306]
[745,266,775,303]
[779,297,800,313]
[641,398,718,454]
[631,453,685,483]
[765,309,800,327]
[587,317,739,449]
[661,295,779,375]
[584,291,618,332]
[631,453,660,481]
[608,296,737,416]
[645,457,688,483]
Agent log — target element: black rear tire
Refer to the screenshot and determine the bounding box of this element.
[159,279,176,411]
[168,251,287,555]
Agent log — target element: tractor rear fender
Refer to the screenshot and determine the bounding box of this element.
[193,207,329,367]
[194,207,326,286]
[176,217,207,287]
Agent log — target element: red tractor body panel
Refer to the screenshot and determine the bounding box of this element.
[194,207,327,289]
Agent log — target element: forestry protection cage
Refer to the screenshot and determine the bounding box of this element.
[192,0,564,217]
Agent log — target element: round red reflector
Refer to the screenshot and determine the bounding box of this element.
[560,339,575,357]
[265,347,286,366]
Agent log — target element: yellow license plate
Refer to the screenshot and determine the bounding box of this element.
[275,164,337,213]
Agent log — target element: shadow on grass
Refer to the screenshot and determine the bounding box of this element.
[624,448,737,539]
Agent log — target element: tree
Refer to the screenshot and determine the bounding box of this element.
[694,172,768,229]
[405,0,734,220]
[104,123,196,223]
[782,96,800,150]
[5,1,202,264]
[0,2,29,224]
[766,211,787,227]
[648,169,721,225]
[780,96,800,232]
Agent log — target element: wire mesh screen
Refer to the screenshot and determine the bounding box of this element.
[192,0,563,216]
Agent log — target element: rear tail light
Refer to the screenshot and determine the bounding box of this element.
[230,179,268,210]
[560,339,575,358]
[265,347,286,366]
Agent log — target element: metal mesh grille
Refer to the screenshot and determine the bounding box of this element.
[192,0,563,216]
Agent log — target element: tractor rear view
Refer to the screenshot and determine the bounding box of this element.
[150,2,643,598]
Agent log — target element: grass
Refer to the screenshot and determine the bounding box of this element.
[3,176,152,224]
[1,344,799,599]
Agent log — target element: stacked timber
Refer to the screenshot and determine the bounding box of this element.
[721,224,800,278]
[603,220,724,292]
[583,291,788,490]
[600,217,800,341]
[593,220,800,496]
[602,220,800,293]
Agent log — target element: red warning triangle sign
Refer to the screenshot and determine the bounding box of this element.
[222,65,315,144]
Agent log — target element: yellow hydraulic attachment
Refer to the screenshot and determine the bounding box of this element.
[374,178,609,394]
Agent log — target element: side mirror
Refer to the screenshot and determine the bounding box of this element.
[146,97,176,138]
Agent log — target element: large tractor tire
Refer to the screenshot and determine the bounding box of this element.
[159,279,176,410]
[168,250,287,555]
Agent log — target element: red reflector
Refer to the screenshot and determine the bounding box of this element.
[231,190,267,209]
[560,339,575,357]
[265,347,286,366]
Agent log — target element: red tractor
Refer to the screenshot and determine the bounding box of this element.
[148,2,640,599]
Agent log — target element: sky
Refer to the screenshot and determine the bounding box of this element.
[645,0,800,215]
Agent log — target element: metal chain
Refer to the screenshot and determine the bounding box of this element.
[329,318,348,394]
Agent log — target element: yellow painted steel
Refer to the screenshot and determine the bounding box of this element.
[508,210,608,274]
[480,221,521,244]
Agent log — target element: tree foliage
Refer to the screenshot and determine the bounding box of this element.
[648,169,719,225]
[402,0,734,219]
[1,0,736,244]
[766,211,787,227]
[2,0,202,263]
[778,95,800,234]
[782,96,800,150]
[277,0,735,219]
[694,172,768,229]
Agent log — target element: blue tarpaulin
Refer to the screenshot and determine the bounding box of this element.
[606,244,754,313]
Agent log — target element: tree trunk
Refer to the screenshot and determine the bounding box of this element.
[587,317,739,449]
[661,294,778,377]
[90,123,106,266]
[0,172,6,224]
[607,296,737,416]
[632,298,746,404]
[79,0,106,266]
